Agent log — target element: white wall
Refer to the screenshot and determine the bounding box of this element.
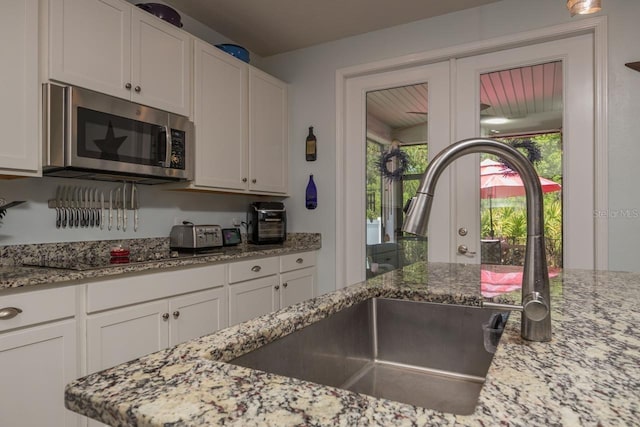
[125,0,266,68]
[260,0,640,292]
[0,177,262,244]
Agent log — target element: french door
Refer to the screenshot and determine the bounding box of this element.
[344,62,450,285]
[341,31,599,287]
[454,34,595,269]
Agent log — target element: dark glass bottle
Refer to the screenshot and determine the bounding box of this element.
[305,174,317,209]
[305,126,317,161]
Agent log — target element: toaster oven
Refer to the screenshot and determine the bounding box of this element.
[247,202,286,245]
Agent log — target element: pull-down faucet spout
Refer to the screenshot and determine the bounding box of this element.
[402,138,551,342]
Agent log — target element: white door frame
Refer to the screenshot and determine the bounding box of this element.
[335,17,608,288]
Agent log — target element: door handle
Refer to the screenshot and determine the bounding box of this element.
[457,245,476,257]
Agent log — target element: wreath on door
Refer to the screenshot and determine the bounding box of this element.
[377,148,409,181]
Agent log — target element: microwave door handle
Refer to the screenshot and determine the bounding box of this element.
[164,125,171,167]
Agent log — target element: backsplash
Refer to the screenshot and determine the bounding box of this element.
[0,177,285,246]
[0,233,321,267]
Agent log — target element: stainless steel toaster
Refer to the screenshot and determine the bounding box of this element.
[170,223,223,250]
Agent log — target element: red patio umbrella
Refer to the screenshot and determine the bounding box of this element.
[480,159,561,238]
[480,159,562,198]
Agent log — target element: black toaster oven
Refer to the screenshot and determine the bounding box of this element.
[247,202,286,244]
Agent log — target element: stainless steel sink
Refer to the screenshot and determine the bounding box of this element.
[230,298,508,415]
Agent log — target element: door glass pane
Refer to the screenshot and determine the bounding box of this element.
[478,61,563,269]
[365,83,428,277]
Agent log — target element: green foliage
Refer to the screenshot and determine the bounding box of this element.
[366,141,383,221]
[480,132,564,267]
[367,132,563,267]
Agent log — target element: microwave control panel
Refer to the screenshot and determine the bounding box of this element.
[170,129,186,170]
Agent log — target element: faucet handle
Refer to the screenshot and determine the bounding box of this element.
[522,292,549,322]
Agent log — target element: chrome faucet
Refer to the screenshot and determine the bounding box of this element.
[403,138,552,342]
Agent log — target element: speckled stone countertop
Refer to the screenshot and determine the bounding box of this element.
[65,262,640,426]
[0,233,320,291]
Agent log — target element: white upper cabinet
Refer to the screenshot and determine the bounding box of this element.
[249,68,289,194]
[130,7,191,116]
[49,0,131,100]
[193,40,248,190]
[189,41,288,195]
[0,0,40,175]
[48,0,191,116]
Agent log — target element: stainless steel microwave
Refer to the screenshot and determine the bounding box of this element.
[43,84,193,184]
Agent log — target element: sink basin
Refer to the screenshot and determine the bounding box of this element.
[230,298,508,415]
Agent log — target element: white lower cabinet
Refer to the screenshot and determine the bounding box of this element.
[228,275,278,326]
[280,267,316,309]
[228,252,318,325]
[228,258,279,325]
[168,288,228,346]
[279,251,317,309]
[87,299,169,373]
[86,265,227,374]
[0,287,80,427]
[86,287,226,374]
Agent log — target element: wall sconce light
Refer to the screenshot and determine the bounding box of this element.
[566,0,602,17]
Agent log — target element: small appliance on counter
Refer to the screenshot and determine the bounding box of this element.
[222,227,242,246]
[247,202,286,245]
[170,221,223,251]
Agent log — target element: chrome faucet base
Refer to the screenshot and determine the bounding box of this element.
[403,138,552,342]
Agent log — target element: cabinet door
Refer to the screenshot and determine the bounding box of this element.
[249,68,288,194]
[228,276,278,325]
[0,320,80,427]
[169,287,228,346]
[280,267,316,309]
[131,8,191,116]
[49,0,131,99]
[193,40,248,190]
[0,0,39,174]
[86,300,168,374]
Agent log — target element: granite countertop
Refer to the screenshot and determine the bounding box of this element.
[65,262,640,426]
[0,234,321,291]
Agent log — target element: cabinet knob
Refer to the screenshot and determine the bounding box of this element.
[251,179,257,184]
[282,282,288,288]
[134,86,141,93]
[162,313,169,321]
[251,265,261,272]
[242,178,247,183]
[173,310,180,319]
[125,82,132,89]
[274,284,280,290]
[0,307,23,320]
[296,258,304,264]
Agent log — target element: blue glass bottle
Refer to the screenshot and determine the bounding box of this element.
[305,174,317,209]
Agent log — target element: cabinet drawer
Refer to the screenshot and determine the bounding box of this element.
[228,257,278,284]
[87,264,225,313]
[0,286,75,332]
[280,251,317,273]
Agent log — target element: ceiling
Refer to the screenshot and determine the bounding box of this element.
[366,60,563,139]
[162,0,501,56]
